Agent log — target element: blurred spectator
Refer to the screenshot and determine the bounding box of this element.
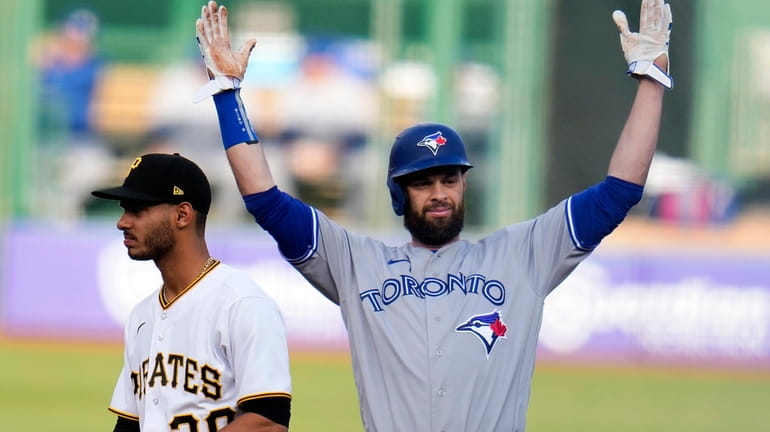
[640,152,738,226]
[272,39,375,219]
[453,62,499,226]
[145,50,265,224]
[34,9,114,221]
[38,9,103,138]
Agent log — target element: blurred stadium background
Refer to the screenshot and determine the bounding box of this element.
[1,0,770,430]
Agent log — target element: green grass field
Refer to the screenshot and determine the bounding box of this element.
[1,338,768,431]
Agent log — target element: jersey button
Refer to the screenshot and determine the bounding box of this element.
[157,335,164,342]
[161,312,167,320]
[434,315,441,322]
[437,388,446,397]
[436,350,443,357]
[152,398,159,405]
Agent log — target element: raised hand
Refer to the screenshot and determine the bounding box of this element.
[612,0,673,88]
[193,1,256,102]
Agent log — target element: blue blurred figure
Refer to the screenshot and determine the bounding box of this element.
[35,9,114,220]
[38,9,103,140]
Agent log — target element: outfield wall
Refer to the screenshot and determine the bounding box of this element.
[2,222,769,368]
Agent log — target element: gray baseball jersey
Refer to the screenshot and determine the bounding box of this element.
[108,261,292,430]
[294,199,588,432]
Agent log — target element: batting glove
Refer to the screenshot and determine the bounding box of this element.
[612,0,673,89]
[193,0,256,103]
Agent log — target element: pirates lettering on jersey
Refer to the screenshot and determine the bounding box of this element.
[359,272,506,312]
[130,352,223,401]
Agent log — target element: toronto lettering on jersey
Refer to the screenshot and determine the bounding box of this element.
[360,272,506,312]
[130,352,223,401]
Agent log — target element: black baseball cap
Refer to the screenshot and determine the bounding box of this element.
[91,153,212,214]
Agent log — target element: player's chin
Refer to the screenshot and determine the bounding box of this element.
[424,217,452,230]
[126,248,154,261]
[123,242,141,257]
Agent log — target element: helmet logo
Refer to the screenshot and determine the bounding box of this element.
[417,131,447,156]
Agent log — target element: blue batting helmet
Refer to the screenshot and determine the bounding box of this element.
[387,123,473,216]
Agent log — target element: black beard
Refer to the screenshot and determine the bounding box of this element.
[127,218,174,261]
[404,201,465,247]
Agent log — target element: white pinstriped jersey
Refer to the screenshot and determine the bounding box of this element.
[293,199,590,432]
[108,261,291,431]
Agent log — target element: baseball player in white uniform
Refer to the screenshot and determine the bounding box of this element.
[92,153,292,431]
[194,0,672,430]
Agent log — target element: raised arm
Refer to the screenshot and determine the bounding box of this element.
[194,0,276,195]
[194,1,318,263]
[224,140,277,195]
[565,0,673,250]
[607,0,672,185]
[607,68,665,185]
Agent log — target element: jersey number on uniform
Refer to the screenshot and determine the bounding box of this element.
[169,407,236,431]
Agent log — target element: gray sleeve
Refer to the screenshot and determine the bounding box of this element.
[292,211,377,305]
[500,199,591,297]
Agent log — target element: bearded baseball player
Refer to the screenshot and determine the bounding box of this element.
[195,0,672,430]
[92,153,292,431]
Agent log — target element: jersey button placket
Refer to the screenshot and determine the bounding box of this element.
[426,253,448,431]
[153,309,169,352]
[428,253,439,278]
[149,309,167,422]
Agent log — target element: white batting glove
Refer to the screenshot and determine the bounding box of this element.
[612,0,673,89]
[193,1,256,103]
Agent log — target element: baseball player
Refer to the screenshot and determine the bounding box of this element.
[92,153,292,431]
[195,0,672,430]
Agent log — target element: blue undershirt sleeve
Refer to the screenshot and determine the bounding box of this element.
[566,175,644,250]
[243,186,317,263]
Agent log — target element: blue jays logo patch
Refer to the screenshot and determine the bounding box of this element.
[417,131,447,156]
[456,310,507,357]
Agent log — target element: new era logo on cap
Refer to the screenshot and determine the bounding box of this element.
[91,153,212,214]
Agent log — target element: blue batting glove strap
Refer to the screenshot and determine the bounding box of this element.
[213,89,259,149]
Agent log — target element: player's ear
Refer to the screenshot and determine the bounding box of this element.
[174,202,195,228]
